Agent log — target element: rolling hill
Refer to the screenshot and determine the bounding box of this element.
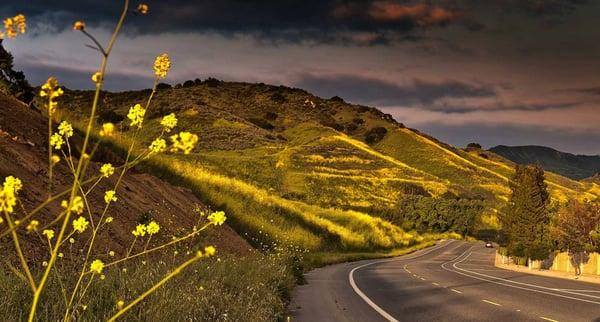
[490,145,600,180]
[50,79,600,249]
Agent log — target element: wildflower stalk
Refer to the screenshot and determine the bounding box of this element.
[65,78,158,318]
[27,1,130,320]
[107,254,203,322]
[48,111,53,197]
[3,209,36,292]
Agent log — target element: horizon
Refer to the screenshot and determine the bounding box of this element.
[2,0,600,154]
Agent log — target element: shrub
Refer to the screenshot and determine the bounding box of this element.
[466,142,482,150]
[156,83,172,90]
[364,127,388,144]
[248,117,274,130]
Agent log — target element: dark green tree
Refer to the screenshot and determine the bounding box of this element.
[501,165,551,260]
[0,39,34,103]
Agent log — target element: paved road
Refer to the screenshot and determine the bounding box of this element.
[290,240,600,322]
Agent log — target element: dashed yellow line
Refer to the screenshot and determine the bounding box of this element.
[451,289,462,294]
[406,269,411,274]
[420,277,426,281]
[432,282,440,286]
[482,300,501,306]
[540,317,559,322]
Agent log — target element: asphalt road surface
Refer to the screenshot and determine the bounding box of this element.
[290,240,600,322]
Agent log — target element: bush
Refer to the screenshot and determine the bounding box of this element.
[156,82,172,90]
[364,127,388,144]
[98,109,125,124]
[264,111,278,121]
[182,80,195,87]
[466,142,482,150]
[248,118,274,130]
[330,96,344,103]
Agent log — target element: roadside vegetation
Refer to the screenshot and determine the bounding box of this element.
[499,164,600,273]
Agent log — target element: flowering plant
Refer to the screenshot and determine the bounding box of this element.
[0,2,224,321]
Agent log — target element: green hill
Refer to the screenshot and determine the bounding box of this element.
[490,145,600,180]
[52,80,600,249]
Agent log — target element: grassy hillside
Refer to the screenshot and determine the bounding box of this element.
[53,80,600,247]
[490,145,600,180]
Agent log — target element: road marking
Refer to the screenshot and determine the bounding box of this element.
[348,240,456,322]
[420,277,426,281]
[540,317,559,322]
[451,289,462,294]
[516,309,521,312]
[482,299,501,306]
[405,269,411,274]
[412,274,418,277]
[441,247,600,306]
[432,282,440,286]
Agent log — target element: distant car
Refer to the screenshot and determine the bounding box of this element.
[485,242,493,248]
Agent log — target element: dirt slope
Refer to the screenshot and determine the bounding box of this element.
[0,93,252,258]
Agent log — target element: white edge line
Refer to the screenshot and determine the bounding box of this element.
[348,240,455,322]
[441,248,600,306]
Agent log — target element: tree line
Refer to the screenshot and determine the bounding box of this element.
[499,164,600,270]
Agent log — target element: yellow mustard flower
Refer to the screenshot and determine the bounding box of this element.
[99,122,115,137]
[58,121,74,138]
[72,216,89,233]
[117,300,125,309]
[69,238,75,244]
[43,229,55,240]
[51,155,60,164]
[127,104,146,128]
[146,221,160,235]
[58,252,64,258]
[207,211,226,226]
[73,21,86,31]
[170,131,198,154]
[160,113,177,132]
[204,245,216,257]
[39,77,63,114]
[64,196,85,214]
[132,223,146,237]
[0,176,21,214]
[109,250,115,257]
[105,217,114,223]
[26,220,39,232]
[50,133,64,150]
[104,190,117,204]
[100,163,115,178]
[4,176,22,193]
[1,14,26,39]
[137,3,149,14]
[149,138,166,153]
[90,259,104,274]
[91,71,102,84]
[153,53,171,79]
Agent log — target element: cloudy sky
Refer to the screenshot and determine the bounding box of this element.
[2,0,600,154]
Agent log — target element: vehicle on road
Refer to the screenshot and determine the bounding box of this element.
[485,242,493,248]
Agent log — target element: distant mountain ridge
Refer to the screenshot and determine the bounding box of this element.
[489,145,600,180]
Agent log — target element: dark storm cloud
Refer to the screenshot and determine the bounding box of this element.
[19,63,152,92]
[427,102,579,114]
[0,1,464,45]
[295,73,495,106]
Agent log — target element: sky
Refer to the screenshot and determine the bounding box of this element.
[2,0,600,155]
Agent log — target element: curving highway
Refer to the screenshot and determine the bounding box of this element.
[290,240,600,322]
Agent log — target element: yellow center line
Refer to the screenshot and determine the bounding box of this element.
[451,289,462,294]
[405,269,411,274]
[540,317,559,322]
[432,282,440,286]
[420,277,426,281]
[482,299,501,306]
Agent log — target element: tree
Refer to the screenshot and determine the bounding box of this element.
[553,200,600,274]
[501,165,551,261]
[0,39,34,103]
[466,142,482,150]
